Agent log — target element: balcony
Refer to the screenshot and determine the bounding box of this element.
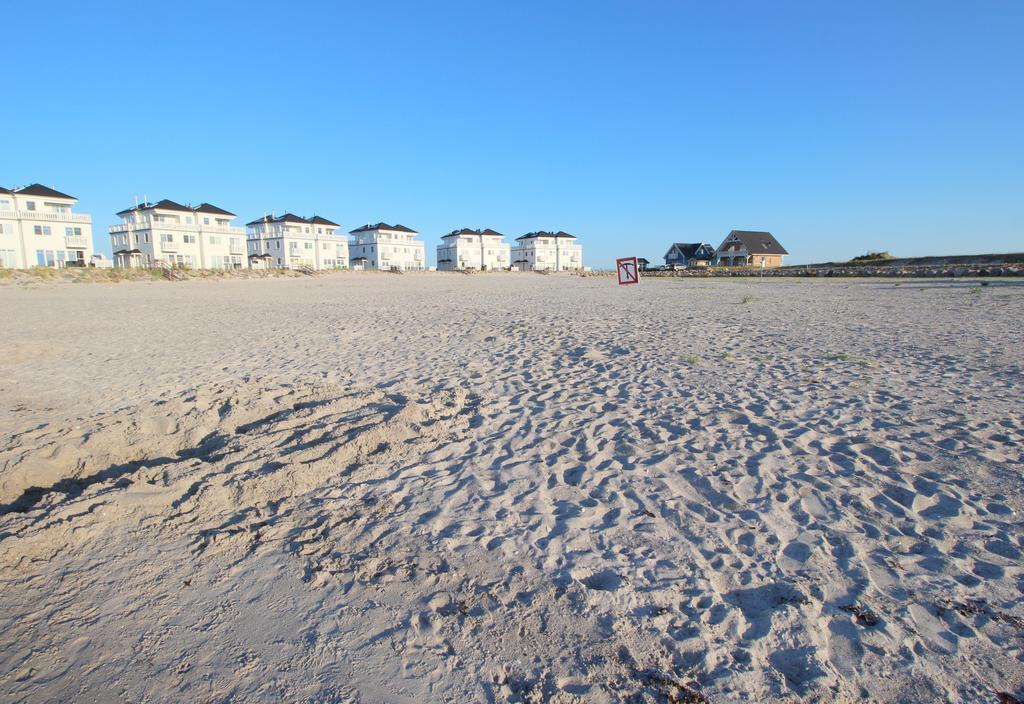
[203,224,244,235]
[65,235,90,249]
[160,240,178,252]
[229,242,245,255]
[109,221,244,236]
[13,210,91,224]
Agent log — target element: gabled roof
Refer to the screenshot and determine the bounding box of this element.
[0,186,12,195]
[248,213,339,227]
[151,198,193,212]
[665,242,715,260]
[12,183,76,200]
[349,222,418,234]
[515,230,576,241]
[720,230,788,255]
[117,198,194,215]
[194,203,235,216]
[117,199,236,216]
[442,227,507,239]
[246,213,311,226]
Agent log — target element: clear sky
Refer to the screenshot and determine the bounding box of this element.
[4,0,1022,266]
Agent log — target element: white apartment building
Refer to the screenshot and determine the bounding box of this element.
[511,231,583,271]
[0,184,94,269]
[246,213,348,270]
[109,199,246,269]
[436,228,511,271]
[348,223,425,271]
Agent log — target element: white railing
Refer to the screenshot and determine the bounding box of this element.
[160,242,178,252]
[109,221,244,235]
[65,235,90,249]
[229,243,245,255]
[5,210,92,224]
[203,225,245,235]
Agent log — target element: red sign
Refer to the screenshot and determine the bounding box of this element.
[616,257,639,285]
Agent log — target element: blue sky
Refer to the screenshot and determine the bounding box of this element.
[3,0,1022,266]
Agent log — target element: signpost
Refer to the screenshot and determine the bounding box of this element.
[616,257,639,286]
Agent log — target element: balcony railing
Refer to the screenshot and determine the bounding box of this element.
[2,210,92,224]
[109,221,244,236]
[229,243,245,255]
[160,240,178,252]
[65,235,90,249]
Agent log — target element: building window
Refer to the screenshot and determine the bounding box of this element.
[161,234,174,243]
[183,234,196,244]
[26,201,36,211]
[203,217,210,225]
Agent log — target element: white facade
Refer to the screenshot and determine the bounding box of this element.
[109,200,246,269]
[511,231,583,272]
[348,223,425,271]
[0,184,94,269]
[436,228,511,271]
[246,213,348,270]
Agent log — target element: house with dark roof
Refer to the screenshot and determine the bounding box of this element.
[714,230,789,268]
[663,242,716,269]
[0,183,94,269]
[348,223,424,271]
[436,228,510,271]
[510,231,584,271]
[109,198,245,269]
[245,212,348,270]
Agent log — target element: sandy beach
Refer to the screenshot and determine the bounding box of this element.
[0,273,1021,703]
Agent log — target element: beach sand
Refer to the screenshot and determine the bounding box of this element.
[0,273,1021,702]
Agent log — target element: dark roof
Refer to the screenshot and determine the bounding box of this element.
[246,213,311,226]
[194,203,235,216]
[515,230,576,241]
[12,183,76,200]
[351,256,368,261]
[0,186,12,195]
[117,199,194,215]
[148,198,192,212]
[666,242,716,260]
[117,199,236,216]
[720,230,789,256]
[349,222,418,234]
[442,227,506,239]
[309,215,339,227]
